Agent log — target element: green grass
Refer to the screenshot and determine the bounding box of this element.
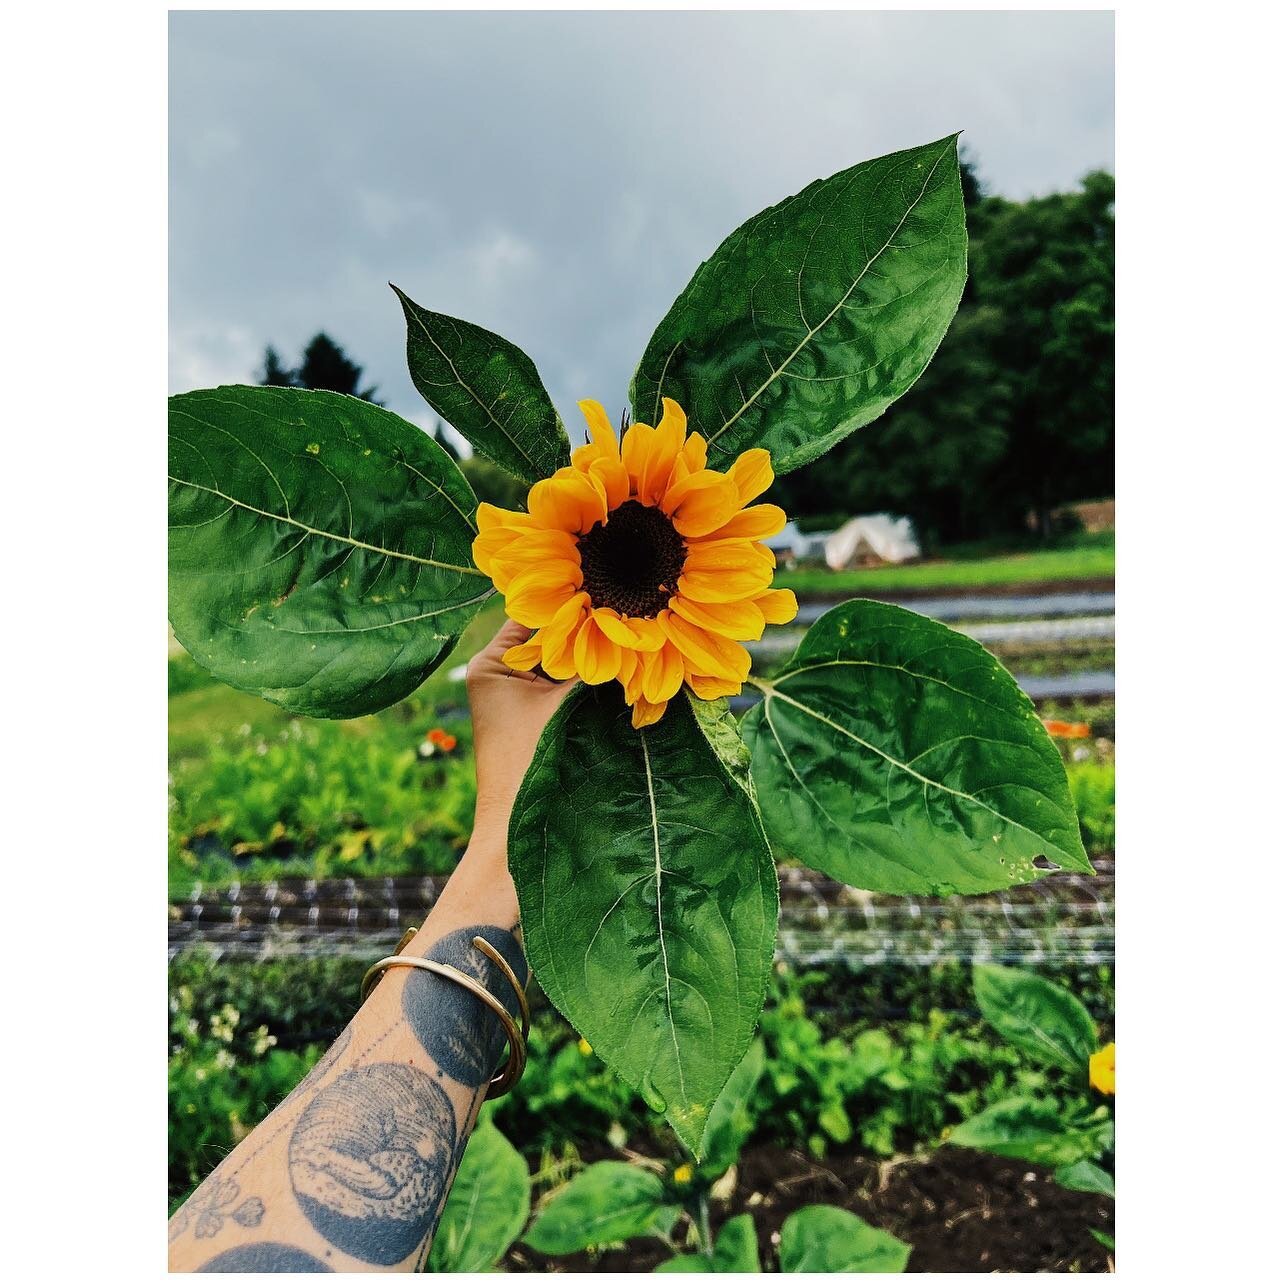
[776,532,1114,596]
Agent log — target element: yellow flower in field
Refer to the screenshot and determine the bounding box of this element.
[578,1038,593,1056]
[473,398,798,727]
[672,1163,694,1186]
[1090,1041,1115,1095]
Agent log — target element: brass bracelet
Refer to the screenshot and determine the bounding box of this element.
[359,928,528,1099]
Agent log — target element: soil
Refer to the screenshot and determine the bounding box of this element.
[503,1142,1113,1273]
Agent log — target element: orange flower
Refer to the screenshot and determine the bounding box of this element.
[473,398,798,727]
[1042,719,1091,739]
[427,727,447,746]
[440,734,457,752]
[1089,1042,1115,1095]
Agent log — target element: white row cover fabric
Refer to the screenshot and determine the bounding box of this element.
[824,514,921,569]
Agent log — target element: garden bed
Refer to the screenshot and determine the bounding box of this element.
[506,1143,1113,1274]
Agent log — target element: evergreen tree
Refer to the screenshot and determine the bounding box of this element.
[257,333,383,405]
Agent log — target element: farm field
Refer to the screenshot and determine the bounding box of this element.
[169,546,1116,1272]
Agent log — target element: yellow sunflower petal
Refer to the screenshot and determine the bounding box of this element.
[539,592,590,678]
[503,639,543,671]
[698,503,787,543]
[528,468,609,533]
[659,611,751,682]
[573,616,623,684]
[670,594,766,641]
[589,455,630,510]
[621,420,656,492]
[618,647,644,703]
[679,541,774,602]
[727,448,774,505]
[578,399,620,456]
[680,432,708,473]
[506,564,582,627]
[630,696,668,729]
[642,642,685,703]
[638,398,688,505]
[593,609,667,652]
[754,587,799,625]
[661,470,742,538]
[687,673,744,701]
[476,502,534,533]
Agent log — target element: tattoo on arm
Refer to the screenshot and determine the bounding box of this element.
[196,1243,332,1272]
[401,924,529,1087]
[177,923,527,1272]
[288,1063,457,1266]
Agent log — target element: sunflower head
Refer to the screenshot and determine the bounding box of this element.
[472,397,798,727]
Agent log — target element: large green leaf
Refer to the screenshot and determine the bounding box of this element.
[428,1108,530,1271]
[742,599,1090,894]
[700,1040,765,1176]
[778,1206,910,1273]
[631,135,966,474]
[973,964,1099,1073]
[395,285,569,484]
[169,386,491,717]
[948,1097,1104,1167]
[510,686,778,1154]
[523,1162,674,1255]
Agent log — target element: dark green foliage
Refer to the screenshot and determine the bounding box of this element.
[770,170,1114,543]
[169,956,1112,1205]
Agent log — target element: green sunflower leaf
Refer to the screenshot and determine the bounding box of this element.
[948,1097,1106,1168]
[394,284,569,484]
[428,1107,530,1271]
[741,599,1090,894]
[778,1205,910,1273]
[510,686,778,1155]
[973,964,1099,1073]
[522,1162,674,1255]
[631,134,966,474]
[168,385,490,717]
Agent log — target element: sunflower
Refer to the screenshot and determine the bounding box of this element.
[472,397,798,727]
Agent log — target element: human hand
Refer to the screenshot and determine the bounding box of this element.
[465,619,579,846]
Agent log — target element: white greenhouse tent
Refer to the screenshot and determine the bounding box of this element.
[824,514,921,570]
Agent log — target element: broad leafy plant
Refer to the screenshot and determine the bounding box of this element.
[169,135,1091,1154]
[515,1044,910,1272]
[948,964,1115,1198]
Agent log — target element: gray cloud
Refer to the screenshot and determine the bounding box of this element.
[170,10,1113,443]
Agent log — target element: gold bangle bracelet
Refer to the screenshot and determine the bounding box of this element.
[359,930,528,1099]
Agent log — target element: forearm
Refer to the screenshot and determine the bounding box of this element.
[168,831,525,1272]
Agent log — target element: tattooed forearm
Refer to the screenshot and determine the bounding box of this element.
[170,919,528,1272]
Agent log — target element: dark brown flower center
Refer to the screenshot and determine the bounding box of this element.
[577,500,686,618]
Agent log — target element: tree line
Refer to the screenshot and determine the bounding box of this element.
[259,164,1113,547]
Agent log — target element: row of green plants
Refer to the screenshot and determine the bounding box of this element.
[431,964,1113,1271]
[167,703,1114,896]
[170,959,1112,1207]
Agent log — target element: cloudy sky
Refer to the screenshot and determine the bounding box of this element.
[170,10,1113,444]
